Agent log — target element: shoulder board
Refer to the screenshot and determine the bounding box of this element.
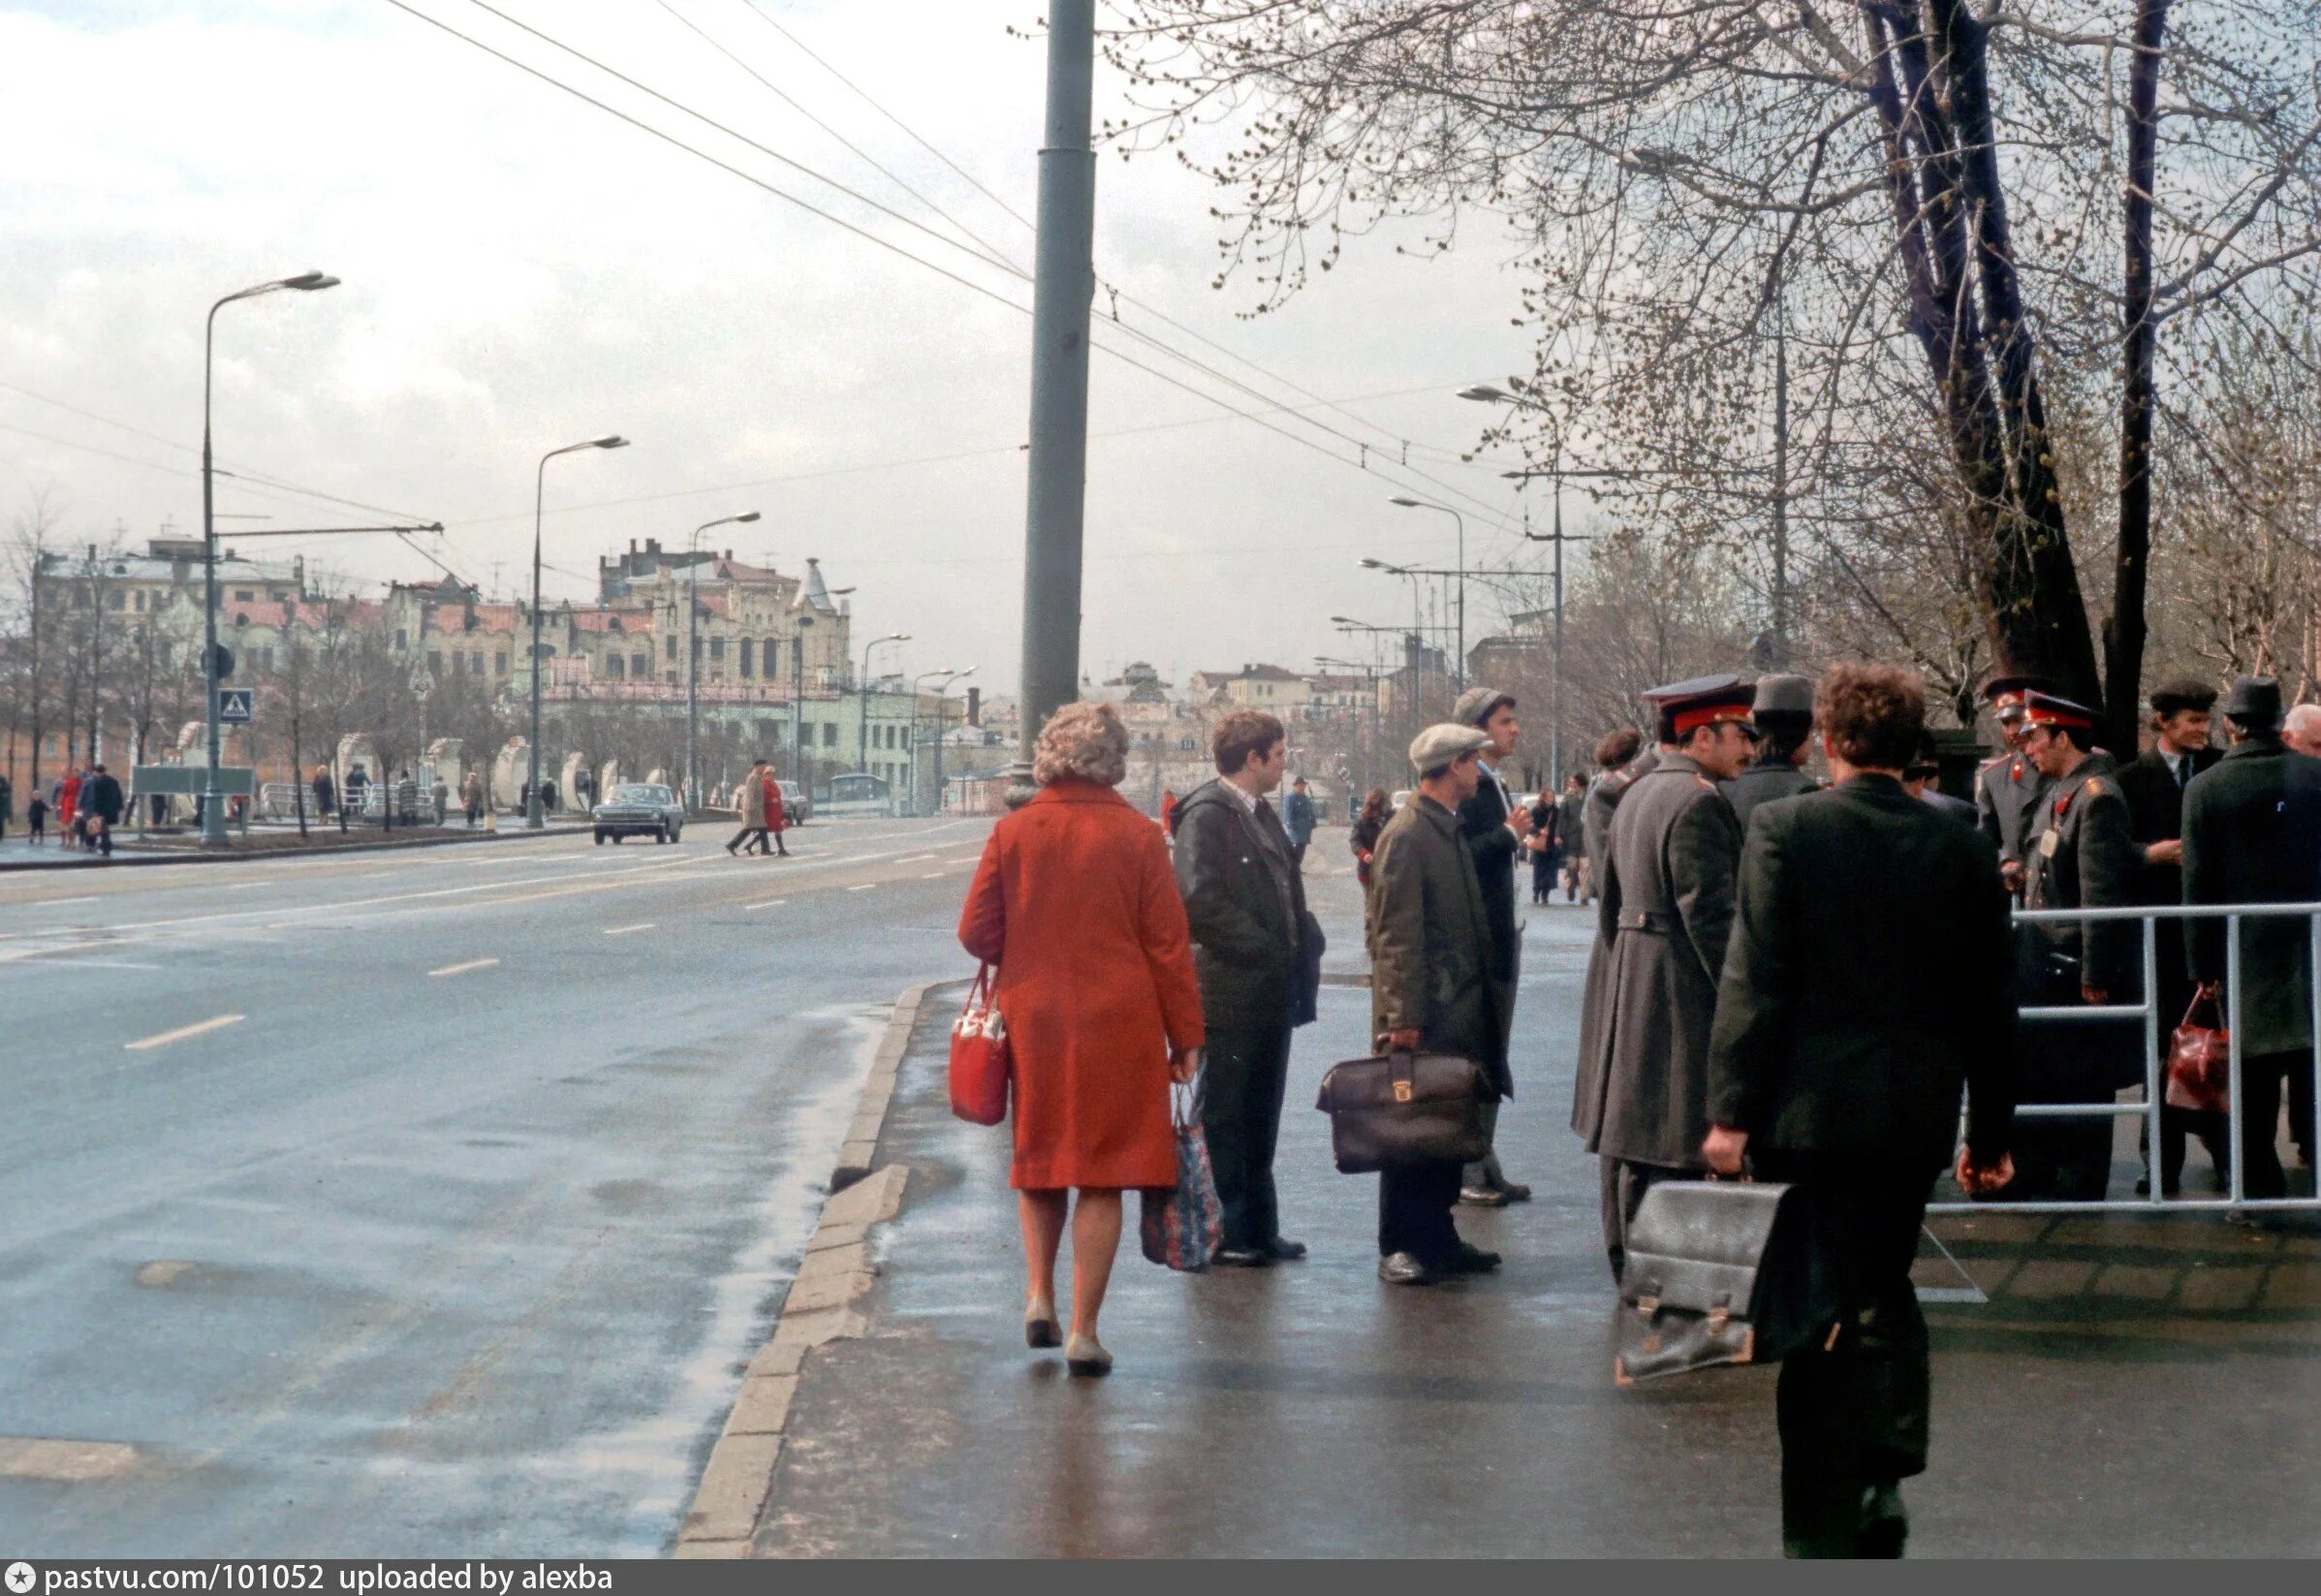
[1979,753,2007,769]
[1694,774,1713,790]
[2085,777,2106,798]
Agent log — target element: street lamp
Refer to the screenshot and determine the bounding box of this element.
[932,666,977,818]
[859,632,910,781]
[528,435,628,829]
[908,668,957,817]
[200,269,338,846]
[1387,496,1466,688]
[1359,555,1434,648]
[685,510,761,816]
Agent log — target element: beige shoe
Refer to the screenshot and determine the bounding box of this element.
[1064,1333,1113,1377]
[1025,1298,1061,1350]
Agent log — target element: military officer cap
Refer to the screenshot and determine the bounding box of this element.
[1981,673,2051,723]
[1451,685,1517,728]
[1644,673,1754,744]
[1750,673,1816,729]
[1409,722,1491,775]
[2220,674,2283,729]
[2019,690,2097,731]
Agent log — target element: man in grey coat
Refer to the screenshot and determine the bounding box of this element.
[1572,675,1754,1281]
[1974,674,2053,899]
[1367,724,1507,1286]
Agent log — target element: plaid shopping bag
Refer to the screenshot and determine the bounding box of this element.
[1141,1080,1222,1271]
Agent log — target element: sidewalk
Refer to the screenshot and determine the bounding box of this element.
[725,863,2321,1557]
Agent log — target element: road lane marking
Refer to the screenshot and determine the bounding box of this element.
[922,872,948,880]
[0,1436,141,1482]
[125,1014,244,1051]
[429,957,501,978]
[847,884,877,892]
[221,882,261,891]
[744,898,788,911]
[894,854,938,864]
[38,895,98,907]
[361,871,393,879]
[604,923,656,936]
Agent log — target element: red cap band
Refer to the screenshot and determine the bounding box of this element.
[1673,704,1752,736]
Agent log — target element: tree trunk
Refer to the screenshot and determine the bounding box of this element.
[2106,0,2171,752]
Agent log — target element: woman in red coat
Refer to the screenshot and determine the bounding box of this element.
[958,702,1205,1377]
[761,771,790,857]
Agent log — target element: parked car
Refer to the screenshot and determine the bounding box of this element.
[593,782,684,844]
[777,779,812,826]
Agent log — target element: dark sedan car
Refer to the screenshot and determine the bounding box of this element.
[592,782,684,844]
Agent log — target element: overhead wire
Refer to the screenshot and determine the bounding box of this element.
[392,0,1524,531]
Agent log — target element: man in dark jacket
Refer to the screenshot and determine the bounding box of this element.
[82,763,126,857]
[1175,708,1312,1266]
[1451,684,1534,1205]
[1705,663,2017,1558]
[2184,675,2321,1202]
[2016,691,2142,1200]
[1368,724,1506,1285]
[1721,673,1819,829]
[1904,734,1977,826]
[1573,675,1753,1280]
[1281,777,1317,869]
[2116,678,2226,1193]
[1554,772,1588,902]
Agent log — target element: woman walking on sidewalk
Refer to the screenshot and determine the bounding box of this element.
[957,702,1205,1377]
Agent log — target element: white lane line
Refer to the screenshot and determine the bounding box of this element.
[31,895,99,907]
[603,923,656,936]
[894,854,938,864]
[125,1014,244,1051]
[16,956,164,973]
[361,871,393,879]
[744,898,789,911]
[220,882,261,892]
[428,956,501,979]
[921,872,948,881]
[846,884,878,893]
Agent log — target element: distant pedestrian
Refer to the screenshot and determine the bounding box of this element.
[1580,726,1647,904]
[460,769,484,828]
[1160,787,1179,837]
[1720,673,1819,829]
[1573,675,1752,1282]
[58,767,81,847]
[82,763,125,858]
[0,770,12,840]
[311,765,335,820]
[395,768,421,829]
[1174,710,1314,1267]
[537,776,558,817]
[430,776,450,826]
[1451,684,1533,1207]
[1555,772,1588,902]
[1366,723,1507,1285]
[763,770,791,857]
[957,702,1205,1376]
[1705,663,2018,1557]
[1527,791,1558,905]
[1350,787,1390,891]
[27,792,48,844]
[727,758,772,856]
[1281,776,1317,870]
[345,764,370,818]
[2184,676,2321,1198]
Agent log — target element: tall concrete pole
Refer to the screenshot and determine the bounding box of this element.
[1011,0,1097,798]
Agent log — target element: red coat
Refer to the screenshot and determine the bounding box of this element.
[958,779,1206,1190]
[57,774,80,829]
[763,776,788,832]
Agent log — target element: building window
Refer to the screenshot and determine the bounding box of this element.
[633,653,649,677]
[665,636,677,661]
[394,629,408,650]
[709,637,726,662]
[606,654,624,679]
[767,639,782,680]
[495,652,508,673]
[427,650,443,674]
[106,588,124,610]
[739,639,754,678]
[134,590,145,612]
[822,723,837,748]
[234,588,254,602]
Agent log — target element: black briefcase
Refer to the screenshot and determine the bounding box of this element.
[1614,1179,1833,1387]
[1313,1049,1490,1174]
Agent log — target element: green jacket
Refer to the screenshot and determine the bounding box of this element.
[1366,792,1509,1098]
[1708,774,2018,1170]
[2021,751,2141,999]
[2182,736,2321,1054]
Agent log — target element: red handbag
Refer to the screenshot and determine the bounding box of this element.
[948,964,1012,1125]
[2165,986,2232,1115]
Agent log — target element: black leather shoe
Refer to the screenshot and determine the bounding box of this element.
[1446,1241,1502,1274]
[1263,1236,1308,1261]
[1495,1179,1533,1203]
[1858,1484,1908,1558]
[1459,1185,1511,1207]
[1212,1245,1274,1267]
[1377,1251,1436,1286]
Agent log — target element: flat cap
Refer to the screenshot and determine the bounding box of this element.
[1751,673,1815,722]
[1452,686,1516,728]
[2221,674,2282,727]
[1409,722,1491,774]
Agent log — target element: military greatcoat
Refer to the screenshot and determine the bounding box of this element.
[2021,751,2141,1002]
[1975,749,2053,880]
[1571,752,1743,1168]
[1576,746,1657,1072]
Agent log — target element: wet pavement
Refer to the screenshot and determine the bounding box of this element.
[755,859,2321,1557]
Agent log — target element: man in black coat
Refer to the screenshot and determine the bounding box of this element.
[1721,673,1819,829]
[1451,684,1534,1205]
[2116,678,2227,1193]
[81,763,126,858]
[1175,708,1313,1266]
[2183,676,2321,1202]
[1706,663,2017,1558]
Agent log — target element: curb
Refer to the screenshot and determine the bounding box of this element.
[673,978,943,1559]
[0,824,588,873]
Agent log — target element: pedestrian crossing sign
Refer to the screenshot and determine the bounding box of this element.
[217,688,254,724]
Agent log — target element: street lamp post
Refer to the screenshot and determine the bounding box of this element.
[1386,497,1466,687]
[932,667,977,819]
[858,632,909,780]
[529,435,628,829]
[908,668,957,816]
[684,511,761,816]
[200,269,338,846]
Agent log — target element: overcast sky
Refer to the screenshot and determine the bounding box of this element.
[0,0,1578,696]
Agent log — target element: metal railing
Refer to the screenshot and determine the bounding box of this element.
[1928,901,2321,1214]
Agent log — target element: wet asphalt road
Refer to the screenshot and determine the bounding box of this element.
[756,859,2321,1558]
[0,817,991,1556]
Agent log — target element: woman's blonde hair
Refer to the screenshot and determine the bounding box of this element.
[1033,701,1130,787]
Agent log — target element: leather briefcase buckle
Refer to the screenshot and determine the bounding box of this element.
[1707,1303,1731,1334]
[1392,1080,1413,1103]
[1634,1294,1659,1316]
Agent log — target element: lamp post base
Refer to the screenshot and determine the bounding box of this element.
[525,796,546,830]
